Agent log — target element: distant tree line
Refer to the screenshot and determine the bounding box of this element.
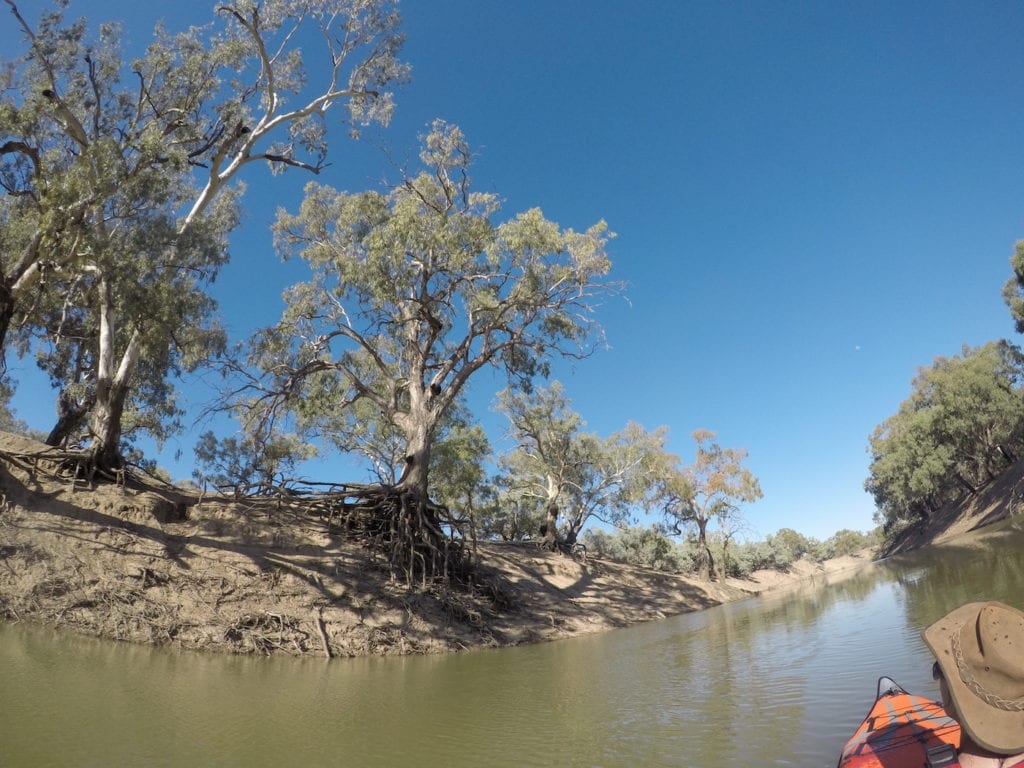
[581,526,879,579]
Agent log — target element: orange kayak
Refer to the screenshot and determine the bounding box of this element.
[837,677,961,768]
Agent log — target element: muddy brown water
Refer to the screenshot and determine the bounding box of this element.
[3,517,1023,767]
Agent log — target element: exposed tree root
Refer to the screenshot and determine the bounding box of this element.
[0,445,472,588]
[224,612,310,655]
[332,486,470,586]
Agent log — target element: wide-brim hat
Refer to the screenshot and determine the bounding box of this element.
[923,601,1024,754]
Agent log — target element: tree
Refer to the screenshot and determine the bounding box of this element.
[865,406,954,527]
[765,528,814,568]
[820,528,878,559]
[245,121,615,502]
[494,383,586,549]
[192,430,315,492]
[1,0,407,470]
[582,525,684,571]
[662,429,763,580]
[429,422,493,555]
[1002,240,1024,333]
[494,384,669,549]
[866,341,1024,532]
[560,422,673,546]
[708,501,753,580]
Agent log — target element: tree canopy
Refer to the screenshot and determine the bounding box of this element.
[236,121,616,498]
[865,341,1024,531]
[493,383,671,549]
[661,429,763,580]
[0,0,407,468]
[0,2,816,586]
[1002,240,1024,333]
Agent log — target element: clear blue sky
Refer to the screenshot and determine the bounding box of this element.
[5,1,1024,541]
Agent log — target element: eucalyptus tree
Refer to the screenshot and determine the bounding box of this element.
[0,0,407,469]
[561,422,673,546]
[494,382,585,548]
[866,341,1024,531]
[192,429,315,492]
[248,121,615,501]
[661,429,763,580]
[1003,240,1024,333]
[429,422,493,553]
[495,383,672,549]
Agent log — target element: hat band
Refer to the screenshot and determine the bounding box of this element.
[952,631,1024,712]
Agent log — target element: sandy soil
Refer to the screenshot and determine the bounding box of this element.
[0,431,879,658]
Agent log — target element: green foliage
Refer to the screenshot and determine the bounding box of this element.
[1003,240,1024,334]
[819,528,879,559]
[581,523,876,578]
[243,122,616,496]
[426,422,493,513]
[0,0,408,467]
[493,382,585,532]
[721,539,777,576]
[583,526,695,573]
[476,492,544,542]
[765,527,814,568]
[661,429,763,579]
[865,341,1024,533]
[493,383,673,546]
[192,430,316,491]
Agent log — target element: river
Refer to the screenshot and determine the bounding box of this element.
[3,517,1023,767]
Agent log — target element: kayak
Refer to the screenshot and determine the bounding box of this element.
[837,676,961,768]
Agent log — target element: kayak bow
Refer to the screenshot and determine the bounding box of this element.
[837,676,961,768]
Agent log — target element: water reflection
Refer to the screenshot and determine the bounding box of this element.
[895,517,1024,633]
[2,523,1023,767]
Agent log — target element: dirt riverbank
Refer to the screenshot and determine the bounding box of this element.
[0,431,887,659]
[878,455,1024,557]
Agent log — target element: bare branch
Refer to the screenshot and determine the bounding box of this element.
[0,140,41,176]
[253,153,324,174]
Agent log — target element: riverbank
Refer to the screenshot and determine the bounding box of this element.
[0,431,872,658]
[879,455,1024,557]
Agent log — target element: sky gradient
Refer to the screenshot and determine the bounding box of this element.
[5,1,1024,541]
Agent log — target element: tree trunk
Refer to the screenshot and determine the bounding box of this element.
[396,412,435,498]
[717,539,731,581]
[0,285,14,368]
[954,472,977,495]
[563,508,585,547]
[88,276,141,472]
[697,518,714,581]
[90,383,128,470]
[45,389,93,447]
[542,501,559,550]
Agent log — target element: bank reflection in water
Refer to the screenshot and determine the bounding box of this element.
[2,519,1024,767]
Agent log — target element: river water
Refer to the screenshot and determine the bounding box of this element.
[3,517,1023,767]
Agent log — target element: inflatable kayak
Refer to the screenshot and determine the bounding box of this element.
[837,676,961,768]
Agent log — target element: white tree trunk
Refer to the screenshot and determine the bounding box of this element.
[396,406,436,497]
[89,274,142,469]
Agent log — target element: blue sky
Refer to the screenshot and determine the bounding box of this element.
[5,1,1024,541]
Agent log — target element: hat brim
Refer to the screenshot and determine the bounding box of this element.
[923,602,1024,754]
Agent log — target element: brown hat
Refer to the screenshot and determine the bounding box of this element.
[923,601,1024,754]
